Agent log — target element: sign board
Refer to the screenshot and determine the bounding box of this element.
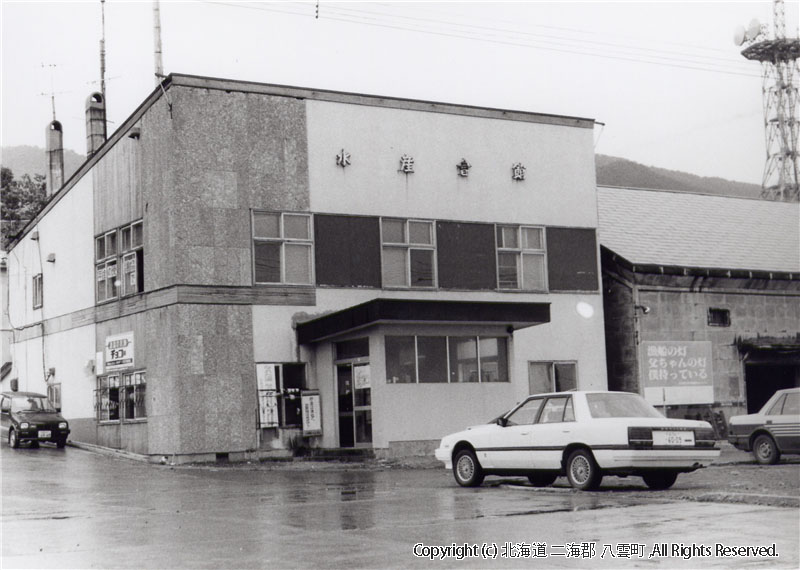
[256,363,279,428]
[640,341,714,405]
[354,364,371,390]
[302,391,322,436]
[104,332,134,372]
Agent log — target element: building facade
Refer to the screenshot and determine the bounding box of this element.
[599,186,800,434]
[6,74,607,462]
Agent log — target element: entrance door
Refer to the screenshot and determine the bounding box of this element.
[745,364,800,413]
[337,363,372,448]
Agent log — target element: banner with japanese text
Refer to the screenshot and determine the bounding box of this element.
[639,341,714,405]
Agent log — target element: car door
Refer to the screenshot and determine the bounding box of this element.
[0,396,10,438]
[528,396,575,470]
[771,391,800,453]
[486,397,545,469]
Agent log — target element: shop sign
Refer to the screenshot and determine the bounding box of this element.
[302,391,322,436]
[256,363,279,428]
[354,364,371,390]
[104,332,134,372]
[640,341,713,405]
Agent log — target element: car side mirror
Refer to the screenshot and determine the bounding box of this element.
[496,417,508,427]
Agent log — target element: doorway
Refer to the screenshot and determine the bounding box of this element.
[745,363,800,413]
[335,338,372,448]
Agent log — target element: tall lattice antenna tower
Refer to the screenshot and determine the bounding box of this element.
[735,0,800,202]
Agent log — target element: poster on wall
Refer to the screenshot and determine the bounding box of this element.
[301,391,322,436]
[256,363,279,428]
[639,341,714,406]
[354,364,371,390]
[104,332,134,372]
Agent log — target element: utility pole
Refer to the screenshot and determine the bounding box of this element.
[154,0,164,83]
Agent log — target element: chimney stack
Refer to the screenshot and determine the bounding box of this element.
[45,120,64,196]
[85,92,107,157]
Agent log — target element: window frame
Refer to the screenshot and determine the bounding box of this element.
[32,273,43,309]
[95,370,146,423]
[252,211,314,285]
[255,362,307,428]
[95,221,143,303]
[707,308,731,327]
[385,334,509,384]
[496,224,547,291]
[528,360,578,394]
[380,217,437,289]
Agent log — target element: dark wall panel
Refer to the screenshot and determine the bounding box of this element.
[437,221,497,290]
[547,227,599,291]
[314,215,381,288]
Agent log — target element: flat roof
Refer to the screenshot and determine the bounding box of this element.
[296,298,550,344]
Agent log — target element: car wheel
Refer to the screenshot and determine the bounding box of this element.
[30,441,40,449]
[642,471,678,490]
[753,434,780,465]
[453,449,485,487]
[56,437,67,449]
[9,429,19,449]
[566,449,602,491]
[528,473,557,487]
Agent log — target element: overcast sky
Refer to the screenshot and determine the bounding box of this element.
[2,1,798,185]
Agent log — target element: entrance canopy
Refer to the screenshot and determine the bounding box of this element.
[296,298,550,344]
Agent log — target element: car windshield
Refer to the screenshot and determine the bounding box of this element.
[10,397,57,413]
[586,393,663,419]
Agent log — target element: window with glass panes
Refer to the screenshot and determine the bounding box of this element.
[381,218,436,288]
[496,225,547,291]
[95,221,143,302]
[32,273,43,309]
[95,371,146,422]
[253,212,313,284]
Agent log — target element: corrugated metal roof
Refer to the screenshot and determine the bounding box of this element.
[597,186,800,273]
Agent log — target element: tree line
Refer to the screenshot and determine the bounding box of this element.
[1,167,48,248]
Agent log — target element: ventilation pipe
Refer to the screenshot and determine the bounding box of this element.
[85,92,107,157]
[45,120,64,196]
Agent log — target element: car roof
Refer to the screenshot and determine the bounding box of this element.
[1,391,48,398]
[773,387,800,395]
[525,390,639,398]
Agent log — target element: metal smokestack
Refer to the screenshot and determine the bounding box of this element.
[45,120,64,196]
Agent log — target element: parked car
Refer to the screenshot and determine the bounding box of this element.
[728,387,800,464]
[434,390,719,490]
[0,391,70,449]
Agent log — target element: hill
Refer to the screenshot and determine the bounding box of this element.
[1,145,84,182]
[1,145,763,199]
[596,155,761,198]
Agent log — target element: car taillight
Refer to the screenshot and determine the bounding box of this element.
[694,427,717,447]
[628,426,652,448]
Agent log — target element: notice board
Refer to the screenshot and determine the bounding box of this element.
[639,341,714,406]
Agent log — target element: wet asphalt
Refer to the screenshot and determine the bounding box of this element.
[2,443,799,569]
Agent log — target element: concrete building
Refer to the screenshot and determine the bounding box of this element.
[6,74,607,462]
[599,186,800,433]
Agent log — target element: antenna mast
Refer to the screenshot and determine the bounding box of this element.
[737,0,800,202]
[153,0,164,84]
[100,0,107,101]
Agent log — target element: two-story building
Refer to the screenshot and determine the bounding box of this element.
[6,74,607,462]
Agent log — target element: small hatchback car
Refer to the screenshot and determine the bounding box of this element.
[728,387,800,464]
[1,391,70,448]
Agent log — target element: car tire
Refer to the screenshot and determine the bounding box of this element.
[642,471,678,490]
[528,473,557,487]
[56,437,67,449]
[566,449,602,491]
[9,429,19,449]
[453,449,485,487]
[753,434,780,465]
[30,441,40,449]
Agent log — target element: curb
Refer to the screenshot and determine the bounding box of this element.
[67,441,150,463]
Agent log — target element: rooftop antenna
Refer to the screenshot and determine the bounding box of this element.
[735,0,800,202]
[40,63,62,121]
[100,0,107,102]
[153,0,164,84]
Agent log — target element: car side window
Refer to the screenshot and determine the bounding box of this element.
[539,397,570,424]
[506,398,544,426]
[781,393,799,416]
[767,394,786,416]
[563,398,575,421]
[0,398,9,413]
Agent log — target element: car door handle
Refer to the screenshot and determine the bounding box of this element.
[766,420,772,425]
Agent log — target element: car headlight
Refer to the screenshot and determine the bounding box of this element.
[59,422,68,429]
[20,422,30,429]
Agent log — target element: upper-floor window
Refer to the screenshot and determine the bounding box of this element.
[32,273,43,309]
[381,218,436,288]
[707,308,730,327]
[95,221,143,303]
[496,225,547,291]
[253,212,313,284]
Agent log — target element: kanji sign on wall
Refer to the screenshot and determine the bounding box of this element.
[639,341,714,406]
[302,391,322,436]
[104,332,134,372]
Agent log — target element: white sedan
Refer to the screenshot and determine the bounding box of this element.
[435,391,720,490]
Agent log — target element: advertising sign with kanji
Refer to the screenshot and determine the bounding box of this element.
[301,391,322,436]
[104,332,134,372]
[640,341,713,405]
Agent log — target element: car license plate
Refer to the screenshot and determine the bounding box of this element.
[653,430,694,446]
[38,430,51,439]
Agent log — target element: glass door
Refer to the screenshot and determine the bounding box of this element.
[337,362,372,448]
